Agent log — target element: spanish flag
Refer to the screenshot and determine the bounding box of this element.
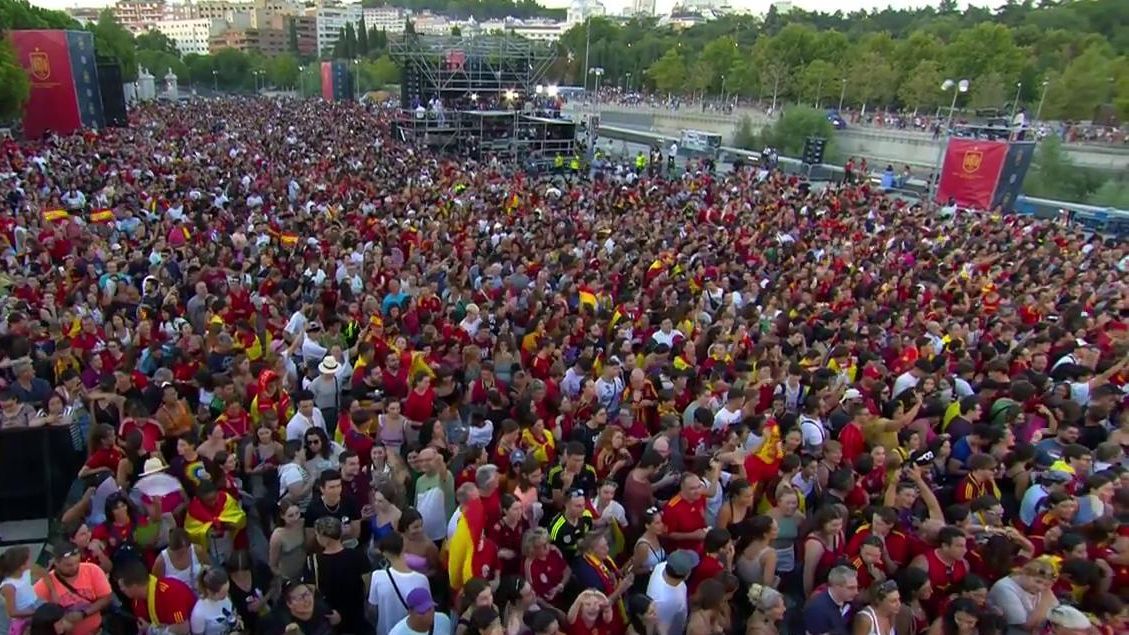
[90,209,114,224]
[280,232,299,247]
[43,209,69,223]
[505,193,520,214]
[578,288,598,312]
[448,497,486,592]
[184,490,247,548]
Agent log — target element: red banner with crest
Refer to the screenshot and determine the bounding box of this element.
[935,138,1008,210]
[9,30,81,138]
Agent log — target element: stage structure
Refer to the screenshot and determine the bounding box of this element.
[389,33,577,161]
[935,125,1035,212]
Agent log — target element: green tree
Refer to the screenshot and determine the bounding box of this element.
[267,52,300,89]
[897,60,944,112]
[943,23,1023,84]
[846,51,897,109]
[135,29,179,56]
[212,47,251,89]
[450,25,461,37]
[1043,44,1115,119]
[0,0,78,30]
[694,36,740,93]
[797,59,838,107]
[343,22,357,58]
[969,71,1008,109]
[357,54,398,91]
[89,9,137,81]
[761,105,836,156]
[0,38,30,122]
[645,49,686,94]
[357,19,369,55]
[136,49,187,81]
[183,53,215,86]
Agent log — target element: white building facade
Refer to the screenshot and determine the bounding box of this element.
[155,18,225,55]
[315,4,364,55]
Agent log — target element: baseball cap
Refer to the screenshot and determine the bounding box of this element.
[406,587,436,614]
[666,549,700,578]
[840,388,862,403]
[1047,605,1090,629]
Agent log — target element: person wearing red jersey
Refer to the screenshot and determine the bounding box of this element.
[909,526,969,616]
[953,454,1002,504]
[1028,491,1078,556]
[662,473,707,554]
[846,507,911,573]
[116,559,195,633]
[850,536,888,590]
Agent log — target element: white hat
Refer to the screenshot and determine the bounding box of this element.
[318,356,340,375]
[139,457,169,477]
[840,388,863,403]
[1047,605,1091,629]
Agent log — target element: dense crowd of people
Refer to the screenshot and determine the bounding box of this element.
[0,96,1127,635]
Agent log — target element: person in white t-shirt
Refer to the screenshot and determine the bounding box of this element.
[190,569,238,635]
[369,534,430,635]
[651,318,684,349]
[286,392,326,441]
[646,550,697,635]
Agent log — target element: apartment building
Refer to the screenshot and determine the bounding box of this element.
[113,0,167,30]
[155,17,224,55]
[208,25,287,55]
[362,6,405,34]
[472,18,566,42]
[314,4,363,55]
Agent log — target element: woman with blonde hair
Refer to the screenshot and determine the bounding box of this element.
[745,584,786,635]
[523,528,570,609]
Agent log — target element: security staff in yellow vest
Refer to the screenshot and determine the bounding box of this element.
[634,151,647,172]
[569,155,580,172]
[553,153,564,172]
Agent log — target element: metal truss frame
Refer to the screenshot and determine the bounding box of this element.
[390,33,557,97]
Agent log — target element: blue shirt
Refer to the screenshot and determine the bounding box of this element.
[381,291,408,315]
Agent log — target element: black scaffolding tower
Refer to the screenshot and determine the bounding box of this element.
[389,33,577,164]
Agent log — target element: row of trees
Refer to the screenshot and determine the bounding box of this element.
[554,0,1129,121]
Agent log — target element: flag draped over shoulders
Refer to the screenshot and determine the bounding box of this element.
[448,497,486,593]
[184,491,246,547]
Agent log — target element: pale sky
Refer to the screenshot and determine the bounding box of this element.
[30,0,997,20]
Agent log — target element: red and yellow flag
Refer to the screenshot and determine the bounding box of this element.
[448,497,486,592]
[90,209,114,224]
[184,490,247,547]
[280,232,299,247]
[578,288,598,312]
[43,209,69,223]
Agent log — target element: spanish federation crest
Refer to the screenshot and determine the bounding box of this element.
[29,48,50,81]
[962,149,983,174]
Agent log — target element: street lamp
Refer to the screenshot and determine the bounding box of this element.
[625,72,631,93]
[1035,79,1049,123]
[212,69,218,92]
[815,76,823,108]
[720,74,727,104]
[589,67,605,97]
[837,78,847,111]
[1010,81,1022,120]
[929,78,970,201]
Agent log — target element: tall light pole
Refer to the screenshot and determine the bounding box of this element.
[298,65,305,96]
[1010,81,1022,120]
[815,76,823,108]
[837,77,846,111]
[589,66,604,97]
[1035,79,1049,123]
[212,69,218,92]
[582,16,591,94]
[625,71,631,93]
[720,74,727,104]
[929,78,970,201]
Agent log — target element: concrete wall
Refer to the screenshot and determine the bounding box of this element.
[566,104,1129,172]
